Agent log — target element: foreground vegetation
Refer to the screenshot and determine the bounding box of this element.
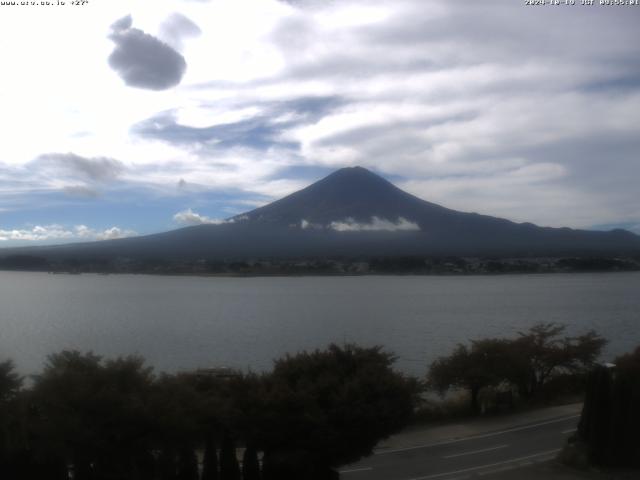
[1,325,637,479]
[0,345,417,480]
[570,346,640,468]
[428,323,607,413]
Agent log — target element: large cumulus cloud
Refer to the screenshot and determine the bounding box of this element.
[108,15,187,91]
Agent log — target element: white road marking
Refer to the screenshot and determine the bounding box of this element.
[562,428,577,434]
[408,448,561,480]
[376,415,579,455]
[339,467,373,474]
[478,465,516,476]
[443,444,508,459]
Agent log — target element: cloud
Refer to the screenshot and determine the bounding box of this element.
[108,16,187,90]
[2,0,640,236]
[329,217,420,232]
[173,208,227,226]
[278,0,335,9]
[159,13,202,51]
[110,14,133,32]
[34,153,125,183]
[132,110,287,150]
[85,226,136,241]
[62,185,101,198]
[132,96,342,152]
[299,219,323,230]
[0,225,136,243]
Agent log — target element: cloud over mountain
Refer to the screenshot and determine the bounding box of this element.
[329,217,420,232]
[173,209,226,226]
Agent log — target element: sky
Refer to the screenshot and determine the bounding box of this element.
[0,0,639,245]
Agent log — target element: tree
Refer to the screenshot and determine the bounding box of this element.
[177,446,199,480]
[0,359,24,476]
[257,344,418,479]
[576,347,640,467]
[149,373,207,480]
[242,444,260,480]
[428,339,511,412]
[609,346,640,466]
[511,323,606,398]
[427,324,607,410]
[1,345,420,480]
[29,351,156,479]
[0,360,22,403]
[613,345,640,374]
[201,434,219,480]
[220,430,241,480]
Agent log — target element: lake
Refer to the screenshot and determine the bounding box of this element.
[1,271,639,376]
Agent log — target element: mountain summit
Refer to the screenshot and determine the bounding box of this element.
[2,166,639,260]
[236,166,450,227]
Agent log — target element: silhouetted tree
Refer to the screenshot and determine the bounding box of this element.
[578,365,613,465]
[242,444,260,480]
[0,360,22,403]
[578,347,640,467]
[0,359,24,477]
[577,346,640,467]
[220,431,241,480]
[177,446,199,480]
[158,448,178,480]
[257,344,418,479]
[510,323,606,398]
[149,374,206,480]
[428,339,511,412]
[612,346,640,466]
[613,345,640,375]
[29,351,156,479]
[1,345,419,480]
[428,323,607,410]
[202,435,219,480]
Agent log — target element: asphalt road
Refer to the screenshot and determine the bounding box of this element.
[339,414,580,480]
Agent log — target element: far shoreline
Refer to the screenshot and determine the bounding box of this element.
[2,267,640,279]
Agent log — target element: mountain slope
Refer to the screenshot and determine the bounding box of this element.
[235,166,453,226]
[2,166,640,260]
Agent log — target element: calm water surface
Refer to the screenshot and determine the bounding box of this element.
[1,271,639,376]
